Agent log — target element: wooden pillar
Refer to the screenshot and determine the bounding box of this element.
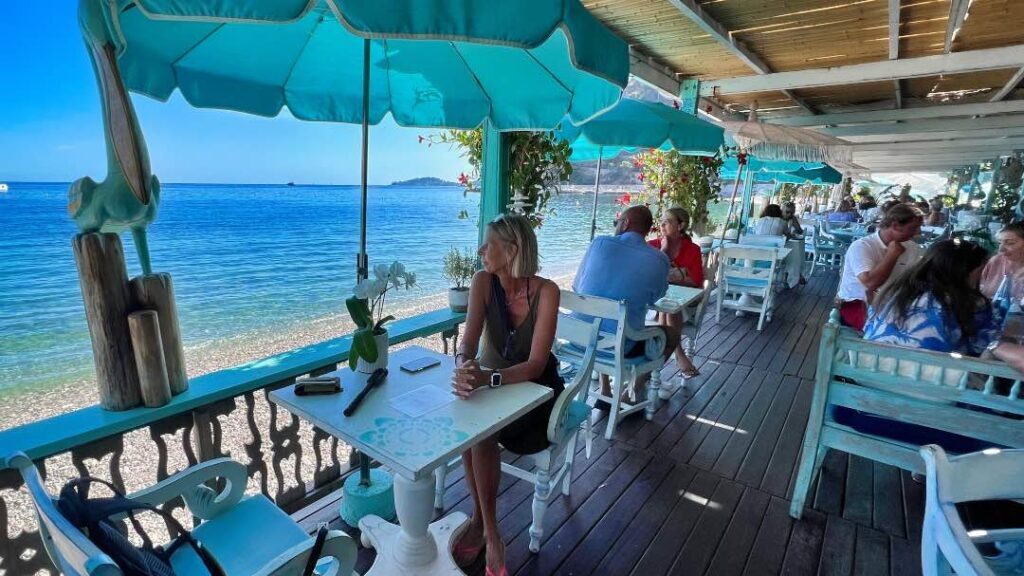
[73,232,140,411]
[478,121,511,244]
[128,310,171,407]
[130,273,187,394]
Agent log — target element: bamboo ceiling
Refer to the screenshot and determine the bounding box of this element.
[583,0,1024,117]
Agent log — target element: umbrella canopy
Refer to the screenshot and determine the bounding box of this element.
[104,0,629,130]
[558,98,725,161]
[786,166,843,185]
[721,111,853,165]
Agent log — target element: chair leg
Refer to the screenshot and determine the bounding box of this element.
[605,377,621,440]
[529,452,553,553]
[433,464,448,510]
[789,443,824,519]
[562,433,578,496]
[646,365,660,421]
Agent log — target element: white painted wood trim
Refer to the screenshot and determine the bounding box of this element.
[770,100,1024,127]
[700,45,1024,96]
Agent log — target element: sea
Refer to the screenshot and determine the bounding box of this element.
[0,182,628,396]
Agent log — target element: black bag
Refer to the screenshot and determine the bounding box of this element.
[56,476,225,576]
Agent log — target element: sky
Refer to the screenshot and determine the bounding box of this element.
[0,2,468,185]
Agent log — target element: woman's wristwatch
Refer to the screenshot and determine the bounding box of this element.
[489,369,503,388]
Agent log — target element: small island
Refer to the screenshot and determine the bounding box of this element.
[390,176,459,187]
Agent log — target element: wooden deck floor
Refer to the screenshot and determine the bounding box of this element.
[332,271,929,575]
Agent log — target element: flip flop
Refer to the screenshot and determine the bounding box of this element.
[486,566,509,576]
[681,367,701,379]
[453,534,485,567]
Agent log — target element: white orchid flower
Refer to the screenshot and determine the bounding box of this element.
[354,279,375,299]
[389,261,405,277]
[374,263,390,281]
[372,278,387,296]
[404,272,417,288]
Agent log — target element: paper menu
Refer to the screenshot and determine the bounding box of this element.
[389,385,456,418]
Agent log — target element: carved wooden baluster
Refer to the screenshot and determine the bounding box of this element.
[0,464,51,574]
[264,383,306,508]
[71,434,126,491]
[243,391,272,497]
[311,426,342,489]
[149,411,198,535]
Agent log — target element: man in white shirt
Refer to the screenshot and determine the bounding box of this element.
[836,203,923,330]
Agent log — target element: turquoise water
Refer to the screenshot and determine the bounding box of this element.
[0,183,625,394]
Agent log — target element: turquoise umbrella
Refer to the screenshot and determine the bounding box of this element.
[786,166,843,185]
[555,98,724,239]
[96,0,628,276]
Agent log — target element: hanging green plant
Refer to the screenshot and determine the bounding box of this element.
[422,129,573,227]
[631,148,726,236]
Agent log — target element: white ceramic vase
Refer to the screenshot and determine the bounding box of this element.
[356,330,389,374]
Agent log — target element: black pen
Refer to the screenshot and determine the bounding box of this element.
[343,368,388,417]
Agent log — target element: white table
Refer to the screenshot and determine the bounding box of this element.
[651,285,704,315]
[269,346,553,576]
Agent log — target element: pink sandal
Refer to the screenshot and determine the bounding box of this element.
[486,566,509,576]
[453,537,484,567]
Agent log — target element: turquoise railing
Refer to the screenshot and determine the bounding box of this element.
[0,308,464,575]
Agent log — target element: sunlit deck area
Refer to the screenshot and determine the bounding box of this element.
[299,271,921,576]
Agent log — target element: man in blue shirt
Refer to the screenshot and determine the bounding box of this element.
[573,205,679,408]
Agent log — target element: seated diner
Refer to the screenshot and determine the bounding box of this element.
[980,221,1024,303]
[647,207,702,378]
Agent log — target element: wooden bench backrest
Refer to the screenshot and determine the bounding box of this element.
[819,310,1024,450]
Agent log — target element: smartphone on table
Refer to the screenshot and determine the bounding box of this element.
[400,356,441,373]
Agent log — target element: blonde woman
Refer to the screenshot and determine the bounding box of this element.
[451,213,562,576]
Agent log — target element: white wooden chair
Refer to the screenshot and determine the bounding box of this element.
[559,290,667,440]
[10,452,357,576]
[715,245,779,331]
[808,222,846,276]
[739,233,786,248]
[499,315,601,552]
[920,445,1024,576]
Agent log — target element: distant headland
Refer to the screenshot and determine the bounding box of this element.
[390,177,459,187]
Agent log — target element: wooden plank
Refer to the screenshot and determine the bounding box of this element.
[704,487,772,576]
[615,356,715,444]
[667,478,746,574]
[629,470,720,576]
[509,451,652,575]
[817,515,858,576]
[779,507,827,574]
[711,372,790,480]
[853,526,891,576]
[760,377,814,498]
[742,496,795,576]
[843,455,875,526]
[555,456,675,576]
[688,369,769,471]
[734,376,801,487]
[783,323,818,376]
[667,365,756,464]
[900,470,925,544]
[889,535,922,576]
[592,464,700,575]
[872,461,906,538]
[642,364,736,456]
[813,450,849,516]
[761,320,804,373]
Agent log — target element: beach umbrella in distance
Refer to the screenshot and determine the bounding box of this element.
[96,0,629,279]
[717,108,854,244]
[556,98,725,240]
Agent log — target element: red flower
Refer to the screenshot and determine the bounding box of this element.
[638,173,645,182]
[705,104,713,114]
[659,187,666,197]
[701,156,712,165]
[615,192,632,206]
[673,100,681,110]
[737,152,748,166]
[633,158,643,168]
[457,172,470,185]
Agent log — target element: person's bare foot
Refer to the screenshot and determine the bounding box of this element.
[453,520,485,567]
[485,536,506,576]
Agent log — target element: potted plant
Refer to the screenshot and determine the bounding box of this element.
[442,247,476,312]
[346,261,416,373]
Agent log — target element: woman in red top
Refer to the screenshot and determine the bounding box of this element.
[648,207,703,377]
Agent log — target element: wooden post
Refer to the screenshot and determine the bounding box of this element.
[72,232,141,410]
[128,310,171,407]
[130,273,188,394]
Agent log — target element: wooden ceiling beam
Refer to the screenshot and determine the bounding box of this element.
[700,46,1024,96]
[844,127,1024,143]
[662,0,816,114]
[627,48,741,121]
[991,67,1024,102]
[944,0,971,54]
[819,116,1024,138]
[852,137,1024,152]
[770,100,1024,127]
[889,0,900,61]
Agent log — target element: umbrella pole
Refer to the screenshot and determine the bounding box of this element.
[358,38,370,283]
[590,148,603,241]
[717,162,746,249]
[358,37,372,488]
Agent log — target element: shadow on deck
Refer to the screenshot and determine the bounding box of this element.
[326,271,925,575]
